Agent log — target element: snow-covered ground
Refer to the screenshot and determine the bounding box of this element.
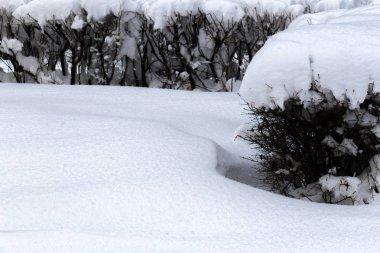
[0,84,380,252]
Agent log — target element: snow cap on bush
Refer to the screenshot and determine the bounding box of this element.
[239,5,380,109]
[0,0,24,13]
[13,0,137,26]
[12,0,370,29]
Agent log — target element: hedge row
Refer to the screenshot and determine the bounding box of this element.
[0,9,293,90]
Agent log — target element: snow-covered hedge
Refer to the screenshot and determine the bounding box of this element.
[239,5,380,204]
[240,4,380,107]
[0,0,373,88]
[242,84,380,204]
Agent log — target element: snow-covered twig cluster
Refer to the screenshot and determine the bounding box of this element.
[241,82,380,205]
[0,6,293,89]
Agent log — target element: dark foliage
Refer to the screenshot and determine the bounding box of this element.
[0,8,294,88]
[242,84,380,195]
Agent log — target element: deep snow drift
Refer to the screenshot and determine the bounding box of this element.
[0,84,380,252]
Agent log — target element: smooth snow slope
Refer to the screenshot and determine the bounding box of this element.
[0,84,380,253]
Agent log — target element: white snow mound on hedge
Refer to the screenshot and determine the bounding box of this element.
[12,0,138,26]
[136,0,307,29]
[0,0,24,12]
[239,4,380,109]
[12,0,373,28]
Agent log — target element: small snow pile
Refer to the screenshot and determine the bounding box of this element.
[0,38,39,75]
[70,15,86,30]
[0,38,23,55]
[0,38,39,76]
[319,175,361,203]
[239,4,380,109]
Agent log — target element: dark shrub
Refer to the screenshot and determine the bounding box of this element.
[242,83,380,200]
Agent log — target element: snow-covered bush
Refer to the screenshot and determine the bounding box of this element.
[242,83,380,204]
[239,5,380,204]
[121,9,293,90]
[5,7,294,88]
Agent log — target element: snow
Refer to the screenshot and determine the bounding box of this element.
[372,124,380,138]
[13,0,74,26]
[334,138,359,157]
[0,38,23,54]
[1,84,380,252]
[3,0,380,251]
[12,0,136,26]
[11,0,374,29]
[71,15,86,30]
[319,175,361,201]
[0,0,24,12]
[0,38,40,75]
[239,5,380,109]
[79,0,137,20]
[16,55,39,74]
[119,34,137,60]
[132,0,376,26]
[309,0,372,12]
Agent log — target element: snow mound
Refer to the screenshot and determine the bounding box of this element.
[12,0,373,28]
[1,84,380,252]
[13,0,74,26]
[0,0,24,12]
[239,5,380,109]
[308,0,373,12]
[12,0,137,26]
[136,0,304,29]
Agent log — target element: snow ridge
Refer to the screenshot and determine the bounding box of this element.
[11,0,374,28]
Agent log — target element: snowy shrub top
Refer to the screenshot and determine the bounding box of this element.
[136,0,306,29]
[13,0,73,26]
[0,0,24,12]
[308,0,373,12]
[13,0,137,26]
[239,4,380,109]
[11,0,373,28]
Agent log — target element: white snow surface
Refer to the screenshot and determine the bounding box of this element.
[239,4,380,109]
[11,0,374,28]
[71,15,86,30]
[12,0,137,26]
[0,0,24,12]
[1,84,380,252]
[136,0,305,29]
